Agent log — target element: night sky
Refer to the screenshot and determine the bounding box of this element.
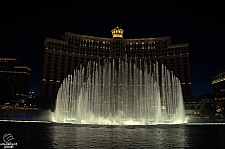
[0,1,224,96]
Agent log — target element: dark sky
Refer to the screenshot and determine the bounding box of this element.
[0,1,224,96]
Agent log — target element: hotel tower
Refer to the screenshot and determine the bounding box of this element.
[41,27,192,106]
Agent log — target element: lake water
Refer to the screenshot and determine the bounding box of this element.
[0,121,225,148]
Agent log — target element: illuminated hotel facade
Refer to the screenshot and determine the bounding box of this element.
[41,27,192,104]
[0,58,31,103]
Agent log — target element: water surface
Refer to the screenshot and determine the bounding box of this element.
[0,121,225,148]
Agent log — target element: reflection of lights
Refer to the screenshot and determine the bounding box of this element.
[162,106,166,110]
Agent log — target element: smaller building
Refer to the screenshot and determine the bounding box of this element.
[184,101,201,116]
[0,58,31,104]
[211,72,225,119]
[211,71,225,94]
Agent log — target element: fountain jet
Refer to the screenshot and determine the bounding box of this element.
[54,59,186,125]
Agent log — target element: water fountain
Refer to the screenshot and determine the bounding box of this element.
[54,59,186,125]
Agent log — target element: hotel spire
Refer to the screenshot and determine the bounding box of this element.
[111,26,124,38]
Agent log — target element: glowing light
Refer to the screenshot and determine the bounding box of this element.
[111,26,124,38]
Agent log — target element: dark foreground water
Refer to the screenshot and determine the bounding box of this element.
[0,121,225,148]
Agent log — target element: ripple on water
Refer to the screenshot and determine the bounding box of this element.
[0,121,225,148]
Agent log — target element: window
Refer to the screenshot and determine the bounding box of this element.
[45,83,49,88]
[53,84,56,89]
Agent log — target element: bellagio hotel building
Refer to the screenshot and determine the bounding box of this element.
[41,26,192,103]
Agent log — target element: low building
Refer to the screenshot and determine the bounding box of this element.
[211,71,225,118]
[214,89,225,117]
[28,90,36,99]
[211,71,225,94]
[184,101,201,116]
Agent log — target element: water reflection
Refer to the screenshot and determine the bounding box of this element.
[1,122,225,148]
[51,124,189,148]
[0,122,55,148]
